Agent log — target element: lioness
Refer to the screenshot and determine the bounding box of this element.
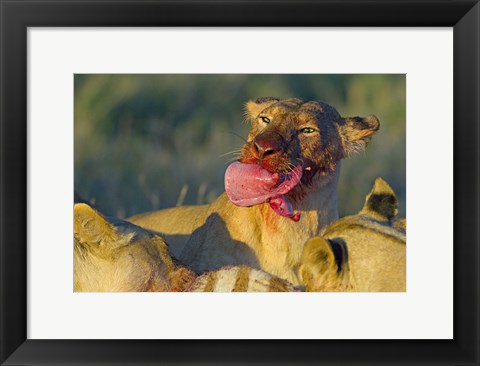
[128,97,379,285]
[299,177,406,292]
[74,203,195,292]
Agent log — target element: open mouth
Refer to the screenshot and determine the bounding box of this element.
[224,162,303,221]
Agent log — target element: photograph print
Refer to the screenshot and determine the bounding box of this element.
[74,74,406,292]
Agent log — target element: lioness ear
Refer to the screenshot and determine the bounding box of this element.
[301,237,337,269]
[360,177,398,222]
[299,236,348,291]
[74,203,118,246]
[338,114,380,156]
[244,97,280,122]
[299,237,337,289]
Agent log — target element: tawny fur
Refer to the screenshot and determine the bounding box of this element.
[75,178,405,293]
[74,203,196,292]
[299,178,406,292]
[128,98,380,286]
[74,204,299,292]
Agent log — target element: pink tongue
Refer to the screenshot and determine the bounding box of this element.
[225,162,302,221]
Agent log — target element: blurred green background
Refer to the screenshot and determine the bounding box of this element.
[74,74,406,219]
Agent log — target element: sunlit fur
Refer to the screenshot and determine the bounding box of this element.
[74,203,300,292]
[299,178,406,292]
[128,98,380,286]
[74,203,195,292]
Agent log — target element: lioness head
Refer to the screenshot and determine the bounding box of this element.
[300,177,406,292]
[74,203,194,292]
[241,97,380,183]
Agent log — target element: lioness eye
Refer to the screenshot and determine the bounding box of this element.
[260,116,270,124]
[300,127,316,134]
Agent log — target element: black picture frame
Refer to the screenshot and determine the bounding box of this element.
[1,1,479,365]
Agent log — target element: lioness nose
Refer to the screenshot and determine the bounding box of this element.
[253,133,283,159]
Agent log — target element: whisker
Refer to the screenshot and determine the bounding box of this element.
[219,149,243,158]
[226,130,248,144]
[224,156,241,165]
[286,161,304,187]
[296,158,306,167]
